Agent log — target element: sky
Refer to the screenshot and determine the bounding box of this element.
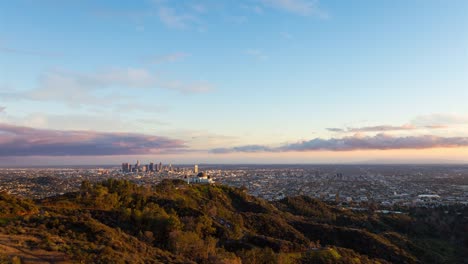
[0,0,468,165]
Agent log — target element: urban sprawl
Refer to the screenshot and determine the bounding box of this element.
[0,163,467,209]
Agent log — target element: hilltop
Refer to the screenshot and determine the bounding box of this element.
[0,179,466,264]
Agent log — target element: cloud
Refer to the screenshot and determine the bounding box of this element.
[245,49,268,60]
[326,128,345,132]
[147,52,190,64]
[211,145,273,154]
[157,6,196,29]
[259,0,327,17]
[226,15,249,24]
[280,31,293,39]
[92,1,203,30]
[114,102,168,113]
[0,46,63,58]
[22,68,154,106]
[212,134,468,153]
[347,124,417,132]
[157,129,239,149]
[162,80,214,94]
[424,125,449,129]
[91,9,150,19]
[326,113,468,135]
[135,25,145,32]
[0,111,170,134]
[328,123,448,133]
[279,134,468,151]
[0,106,5,113]
[241,4,264,15]
[0,123,187,156]
[2,67,214,107]
[411,113,468,127]
[190,3,207,13]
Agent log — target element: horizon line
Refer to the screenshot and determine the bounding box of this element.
[1,162,468,168]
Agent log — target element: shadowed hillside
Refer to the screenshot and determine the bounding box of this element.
[0,179,466,264]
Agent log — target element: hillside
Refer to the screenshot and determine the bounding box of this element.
[0,179,466,264]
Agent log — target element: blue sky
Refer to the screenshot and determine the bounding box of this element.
[0,0,467,165]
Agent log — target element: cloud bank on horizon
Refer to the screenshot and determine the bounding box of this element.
[1,123,468,157]
[326,124,448,133]
[0,123,186,156]
[212,133,468,153]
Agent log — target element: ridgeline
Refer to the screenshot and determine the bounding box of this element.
[0,179,466,264]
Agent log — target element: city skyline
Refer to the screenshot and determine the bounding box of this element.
[1,0,468,165]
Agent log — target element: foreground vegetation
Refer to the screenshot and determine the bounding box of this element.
[0,179,466,263]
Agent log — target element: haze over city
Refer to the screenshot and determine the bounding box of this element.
[1,0,467,165]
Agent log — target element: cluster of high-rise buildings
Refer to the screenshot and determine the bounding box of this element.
[122,160,172,173]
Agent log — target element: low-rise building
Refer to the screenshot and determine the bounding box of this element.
[186,172,214,184]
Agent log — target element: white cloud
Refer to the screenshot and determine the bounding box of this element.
[147,52,190,64]
[22,68,155,106]
[2,67,214,107]
[93,1,203,30]
[0,45,63,58]
[245,49,268,60]
[190,3,207,13]
[411,113,468,127]
[226,15,249,24]
[159,128,239,149]
[240,4,264,15]
[259,0,327,17]
[327,114,468,134]
[162,79,214,94]
[0,111,168,133]
[280,31,293,39]
[114,102,168,113]
[158,6,196,29]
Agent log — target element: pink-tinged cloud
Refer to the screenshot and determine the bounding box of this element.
[347,124,416,132]
[212,134,468,153]
[0,106,5,113]
[326,123,450,133]
[424,125,449,129]
[0,123,187,156]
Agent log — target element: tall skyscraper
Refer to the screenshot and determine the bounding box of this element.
[122,163,130,172]
[194,164,198,174]
[149,162,154,172]
[134,160,140,171]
